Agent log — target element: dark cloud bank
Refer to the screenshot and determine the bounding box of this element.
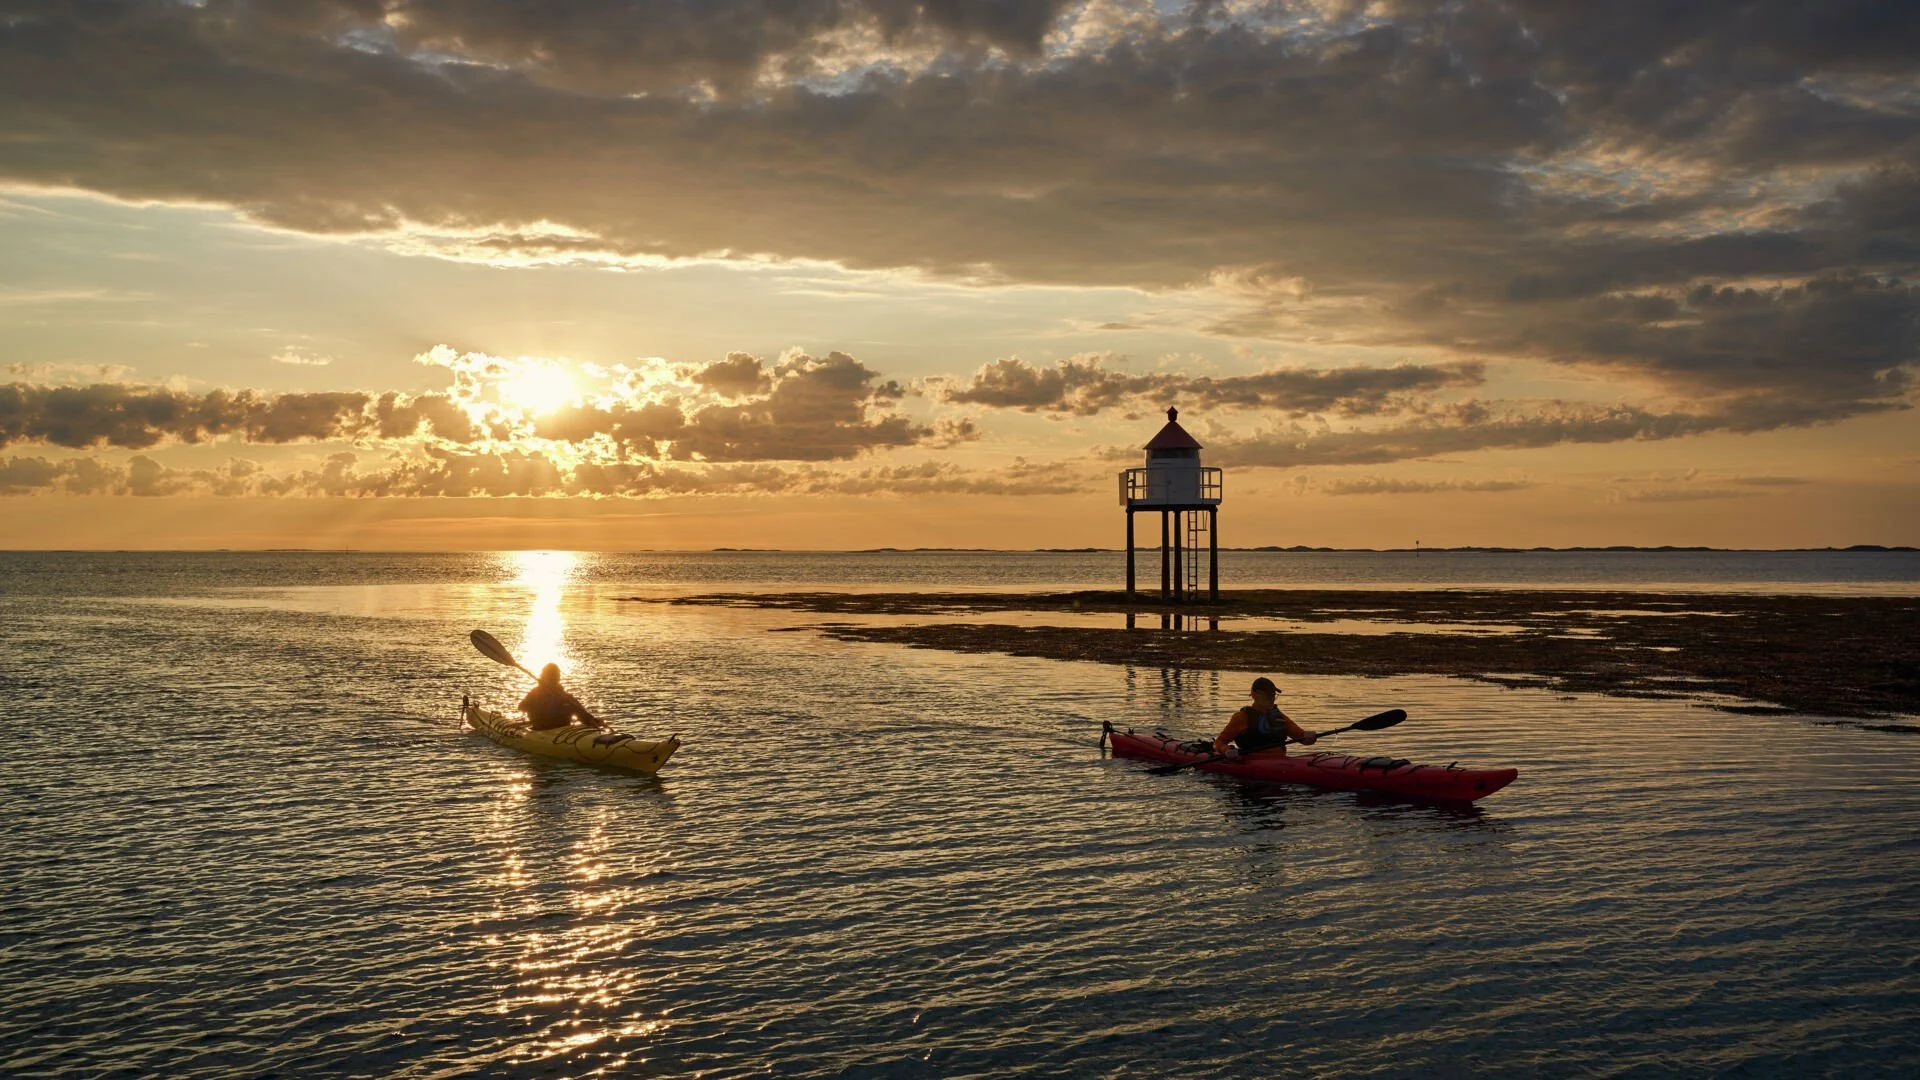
[0,450,1078,499]
[0,347,1074,497]
[0,351,927,461]
[2,0,1917,487]
[942,356,1487,416]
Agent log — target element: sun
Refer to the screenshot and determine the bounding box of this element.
[500,360,578,415]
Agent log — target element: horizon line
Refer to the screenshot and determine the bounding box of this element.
[1,544,1915,555]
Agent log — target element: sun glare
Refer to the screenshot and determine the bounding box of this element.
[509,549,579,676]
[501,361,578,415]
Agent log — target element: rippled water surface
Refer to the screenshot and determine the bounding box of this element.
[4,552,1918,1078]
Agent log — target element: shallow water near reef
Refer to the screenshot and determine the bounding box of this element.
[3,551,1918,1078]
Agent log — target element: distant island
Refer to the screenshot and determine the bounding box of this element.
[1221,544,1920,554]
[792,545,1920,554]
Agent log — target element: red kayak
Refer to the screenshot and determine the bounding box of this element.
[1104,725,1519,803]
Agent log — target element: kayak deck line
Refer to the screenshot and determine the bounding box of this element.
[1103,724,1518,803]
[462,694,681,776]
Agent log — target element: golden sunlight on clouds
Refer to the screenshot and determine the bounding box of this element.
[1,2,1917,547]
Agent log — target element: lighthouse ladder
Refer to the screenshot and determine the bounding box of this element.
[1185,511,1207,593]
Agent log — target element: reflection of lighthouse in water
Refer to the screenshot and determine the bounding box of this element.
[1118,407,1222,601]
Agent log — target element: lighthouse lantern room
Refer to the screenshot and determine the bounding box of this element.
[1119,407,1223,601]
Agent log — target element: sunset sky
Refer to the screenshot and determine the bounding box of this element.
[3,1,1917,549]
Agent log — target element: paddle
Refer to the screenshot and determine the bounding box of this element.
[1145,708,1408,775]
[469,629,610,730]
[470,628,539,683]
[1317,708,1408,740]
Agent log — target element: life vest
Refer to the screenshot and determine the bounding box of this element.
[522,685,583,730]
[1234,705,1291,754]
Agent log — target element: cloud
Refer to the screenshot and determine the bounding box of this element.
[0,455,61,495]
[924,415,980,449]
[4,362,140,385]
[0,286,146,306]
[1315,476,1535,497]
[1613,487,1762,503]
[230,1,1078,101]
[0,453,270,497]
[372,391,481,443]
[810,458,1083,496]
[1215,268,1920,426]
[7,331,1889,482]
[1442,273,1917,417]
[1198,395,1898,471]
[272,347,334,367]
[1729,475,1813,487]
[6,4,1911,283]
[0,5,1570,286]
[685,353,772,398]
[1601,470,1816,502]
[941,354,1485,416]
[3,2,1917,462]
[0,450,1081,499]
[0,382,375,450]
[1,345,942,463]
[664,350,924,461]
[524,349,928,461]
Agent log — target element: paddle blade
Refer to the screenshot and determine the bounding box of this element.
[470,629,518,668]
[1350,708,1408,731]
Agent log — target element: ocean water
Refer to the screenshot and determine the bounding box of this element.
[2,547,1917,596]
[3,551,1918,1078]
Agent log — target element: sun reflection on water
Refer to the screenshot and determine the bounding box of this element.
[476,696,678,1069]
[507,550,580,678]
[472,553,682,1068]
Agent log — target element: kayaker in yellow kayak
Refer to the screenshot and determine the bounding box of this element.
[519,664,603,731]
[1213,677,1316,756]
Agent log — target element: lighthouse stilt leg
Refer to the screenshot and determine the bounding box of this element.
[1209,507,1219,601]
[1172,510,1183,603]
[1159,512,1170,597]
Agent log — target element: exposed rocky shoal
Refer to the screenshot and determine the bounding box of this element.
[626,589,1920,725]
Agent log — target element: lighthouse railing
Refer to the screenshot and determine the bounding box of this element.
[1200,468,1222,502]
[1119,467,1223,506]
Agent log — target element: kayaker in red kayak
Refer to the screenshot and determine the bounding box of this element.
[519,664,603,731]
[1213,677,1316,756]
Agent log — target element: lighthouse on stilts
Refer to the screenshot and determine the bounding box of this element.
[1120,407,1223,602]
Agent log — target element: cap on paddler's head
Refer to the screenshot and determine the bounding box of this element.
[539,663,561,685]
[1251,677,1279,695]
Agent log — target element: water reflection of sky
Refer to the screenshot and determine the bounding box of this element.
[6,554,1920,1077]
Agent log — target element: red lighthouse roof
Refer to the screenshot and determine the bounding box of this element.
[1144,406,1202,450]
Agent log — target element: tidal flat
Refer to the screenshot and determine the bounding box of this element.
[635,589,1920,723]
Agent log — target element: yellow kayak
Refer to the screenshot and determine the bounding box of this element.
[462,696,680,775]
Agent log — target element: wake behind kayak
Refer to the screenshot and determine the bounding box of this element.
[1105,725,1518,803]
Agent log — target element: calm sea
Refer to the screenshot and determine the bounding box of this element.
[3,550,1918,1077]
